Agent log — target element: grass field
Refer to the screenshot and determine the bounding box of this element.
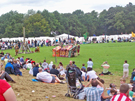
[2,42,135,76]
[1,42,135,101]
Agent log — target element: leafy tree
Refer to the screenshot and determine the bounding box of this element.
[24,13,50,37]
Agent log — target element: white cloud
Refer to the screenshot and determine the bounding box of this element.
[0,0,135,15]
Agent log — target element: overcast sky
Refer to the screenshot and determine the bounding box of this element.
[0,0,135,15]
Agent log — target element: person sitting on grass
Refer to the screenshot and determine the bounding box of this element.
[0,51,4,57]
[42,60,48,70]
[73,61,76,67]
[85,78,104,101]
[50,65,59,77]
[36,68,65,84]
[26,60,33,75]
[4,56,8,65]
[13,60,22,76]
[97,79,113,101]
[128,84,135,99]
[110,83,131,101]
[86,68,98,81]
[48,61,53,70]
[57,62,66,78]
[99,61,113,75]
[81,68,86,81]
[120,78,126,85]
[5,59,14,74]
[20,56,24,65]
[107,83,117,96]
[0,63,15,83]
[87,58,93,70]
[26,60,33,70]
[131,68,135,79]
[33,63,40,77]
[81,64,86,70]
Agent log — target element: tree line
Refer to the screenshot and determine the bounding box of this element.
[0,2,135,38]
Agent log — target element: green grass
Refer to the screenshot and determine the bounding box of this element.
[2,42,135,76]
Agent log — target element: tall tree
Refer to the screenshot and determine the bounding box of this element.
[24,13,50,37]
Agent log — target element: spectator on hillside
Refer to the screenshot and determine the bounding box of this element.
[132,81,135,92]
[50,65,59,77]
[128,84,135,99]
[85,78,104,101]
[107,83,117,96]
[97,79,113,101]
[26,60,33,70]
[81,68,86,81]
[81,64,86,70]
[73,61,76,67]
[36,68,65,84]
[26,60,33,75]
[123,60,129,78]
[0,63,15,83]
[5,59,14,74]
[33,63,40,77]
[87,58,93,70]
[42,60,48,70]
[131,68,135,79]
[0,51,4,57]
[22,61,26,69]
[86,68,98,81]
[110,84,131,101]
[99,61,113,75]
[66,61,82,80]
[4,56,8,65]
[120,78,126,85]
[0,79,17,101]
[66,61,74,71]
[13,60,22,76]
[57,62,66,78]
[48,61,53,70]
[20,56,24,64]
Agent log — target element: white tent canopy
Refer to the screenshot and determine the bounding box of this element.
[0,33,132,42]
[56,33,74,38]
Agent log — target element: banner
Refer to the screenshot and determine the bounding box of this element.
[83,33,88,40]
[132,32,135,37]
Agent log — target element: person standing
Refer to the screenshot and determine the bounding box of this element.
[66,61,74,71]
[15,44,19,56]
[77,44,80,55]
[123,60,129,78]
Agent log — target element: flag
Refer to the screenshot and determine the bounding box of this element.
[132,32,135,37]
[83,33,88,40]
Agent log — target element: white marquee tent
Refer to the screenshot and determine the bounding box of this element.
[0,33,132,42]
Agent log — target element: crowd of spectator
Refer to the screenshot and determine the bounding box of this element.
[1,50,135,101]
